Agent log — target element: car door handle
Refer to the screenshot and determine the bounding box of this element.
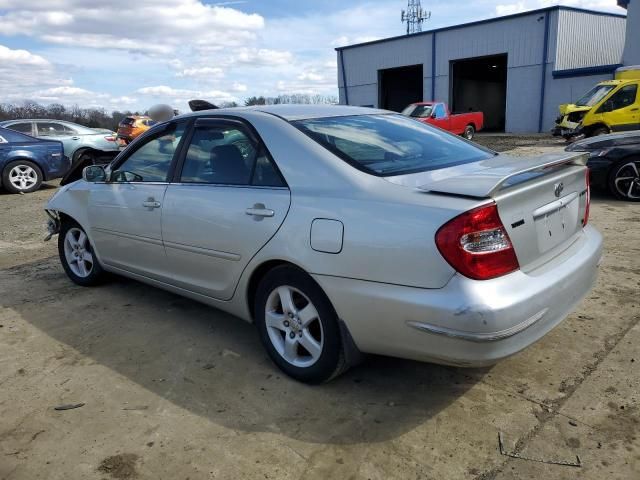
[246,205,274,218]
[142,200,161,209]
[71,136,80,140]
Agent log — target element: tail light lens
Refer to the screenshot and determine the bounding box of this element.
[583,168,590,226]
[104,136,116,142]
[435,203,519,280]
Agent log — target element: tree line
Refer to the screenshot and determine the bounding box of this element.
[0,94,338,131]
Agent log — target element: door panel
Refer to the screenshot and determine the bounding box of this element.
[89,183,169,278]
[162,185,290,300]
[600,83,640,131]
[86,120,187,280]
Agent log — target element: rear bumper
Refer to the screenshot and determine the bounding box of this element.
[314,225,602,366]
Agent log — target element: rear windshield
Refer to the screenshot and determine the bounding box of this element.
[401,104,433,118]
[0,127,34,143]
[293,114,493,177]
[120,117,135,126]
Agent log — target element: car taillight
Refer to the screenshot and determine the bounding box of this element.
[105,136,116,142]
[583,168,590,226]
[435,203,519,280]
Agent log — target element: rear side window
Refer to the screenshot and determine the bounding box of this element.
[293,114,493,177]
[5,122,33,135]
[180,124,284,187]
[37,122,74,136]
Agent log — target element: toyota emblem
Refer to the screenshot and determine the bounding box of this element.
[554,182,564,198]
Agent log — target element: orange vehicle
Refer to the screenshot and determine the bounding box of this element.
[116,115,157,146]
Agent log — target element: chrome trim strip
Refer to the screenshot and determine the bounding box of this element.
[164,240,241,261]
[93,228,163,246]
[532,192,578,219]
[407,308,548,342]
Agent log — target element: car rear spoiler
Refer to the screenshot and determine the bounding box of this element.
[417,152,588,198]
[188,99,219,112]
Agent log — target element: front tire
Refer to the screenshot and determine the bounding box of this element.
[2,160,43,194]
[58,220,106,286]
[463,124,475,140]
[590,126,609,137]
[608,158,640,202]
[254,266,347,383]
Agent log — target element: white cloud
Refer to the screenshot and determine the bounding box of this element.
[177,67,225,78]
[0,1,265,55]
[494,0,623,15]
[0,44,50,66]
[231,48,293,66]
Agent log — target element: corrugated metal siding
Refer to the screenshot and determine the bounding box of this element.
[555,10,625,70]
[338,34,432,88]
[434,13,548,74]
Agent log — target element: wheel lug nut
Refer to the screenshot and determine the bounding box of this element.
[298,332,303,337]
[289,332,295,339]
[283,320,289,327]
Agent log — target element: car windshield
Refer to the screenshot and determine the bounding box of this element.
[293,114,493,177]
[401,104,433,118]
[575,84,615,106]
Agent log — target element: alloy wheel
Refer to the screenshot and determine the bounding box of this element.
[614,160,640,200]
[264,285,324,368]
[8,165,37,191]
[63,228,94,278]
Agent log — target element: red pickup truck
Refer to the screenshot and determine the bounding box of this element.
[401,102,484,140]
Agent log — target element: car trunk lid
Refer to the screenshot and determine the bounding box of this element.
[390,151,590,273]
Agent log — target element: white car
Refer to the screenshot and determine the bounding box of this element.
[45,105,602,383]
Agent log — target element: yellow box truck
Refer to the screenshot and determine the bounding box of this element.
[553,66,640,139]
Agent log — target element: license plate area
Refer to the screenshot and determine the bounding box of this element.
[533,191,579,253]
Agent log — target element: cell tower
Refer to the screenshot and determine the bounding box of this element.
[401,0,431,35]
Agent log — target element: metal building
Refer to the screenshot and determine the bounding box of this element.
[336,6,627,133]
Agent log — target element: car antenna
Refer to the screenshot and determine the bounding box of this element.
[189,99,219,112]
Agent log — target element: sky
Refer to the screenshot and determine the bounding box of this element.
[0,0,626,113]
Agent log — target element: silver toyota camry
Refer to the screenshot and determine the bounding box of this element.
[45,105,602,383]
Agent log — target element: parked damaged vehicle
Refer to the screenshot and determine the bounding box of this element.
[0,119,120,166]
[566,130,640,201]
[0,126,68,194]
[45,105,602,383]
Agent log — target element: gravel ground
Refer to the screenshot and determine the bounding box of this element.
[1,140,639,480]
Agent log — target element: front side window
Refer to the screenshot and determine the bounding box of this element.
[37,122,74,137]
[294,114,493,177]
[111,122,186,182]
[605,84,638,111]
[6,122,33,135]
[180,124,284,186]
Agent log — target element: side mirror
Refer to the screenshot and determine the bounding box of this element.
[431,112,437,119]
[82,165,106,182]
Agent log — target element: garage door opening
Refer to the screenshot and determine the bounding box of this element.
[378,64,423,112]
[450,54,507,132]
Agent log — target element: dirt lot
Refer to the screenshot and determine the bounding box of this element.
[1,139,639,480]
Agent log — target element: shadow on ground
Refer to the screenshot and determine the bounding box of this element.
[2,257,487,445]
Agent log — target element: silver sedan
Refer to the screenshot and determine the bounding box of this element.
[45,105,602,383]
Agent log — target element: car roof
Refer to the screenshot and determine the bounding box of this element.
[179,104,390,121]
[572,129,640,148]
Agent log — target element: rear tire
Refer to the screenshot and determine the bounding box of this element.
[254,265,347,383]
[58,220,106,286]
[463,125,475,140]
[2,160,43,194]
[608,157,640,202]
